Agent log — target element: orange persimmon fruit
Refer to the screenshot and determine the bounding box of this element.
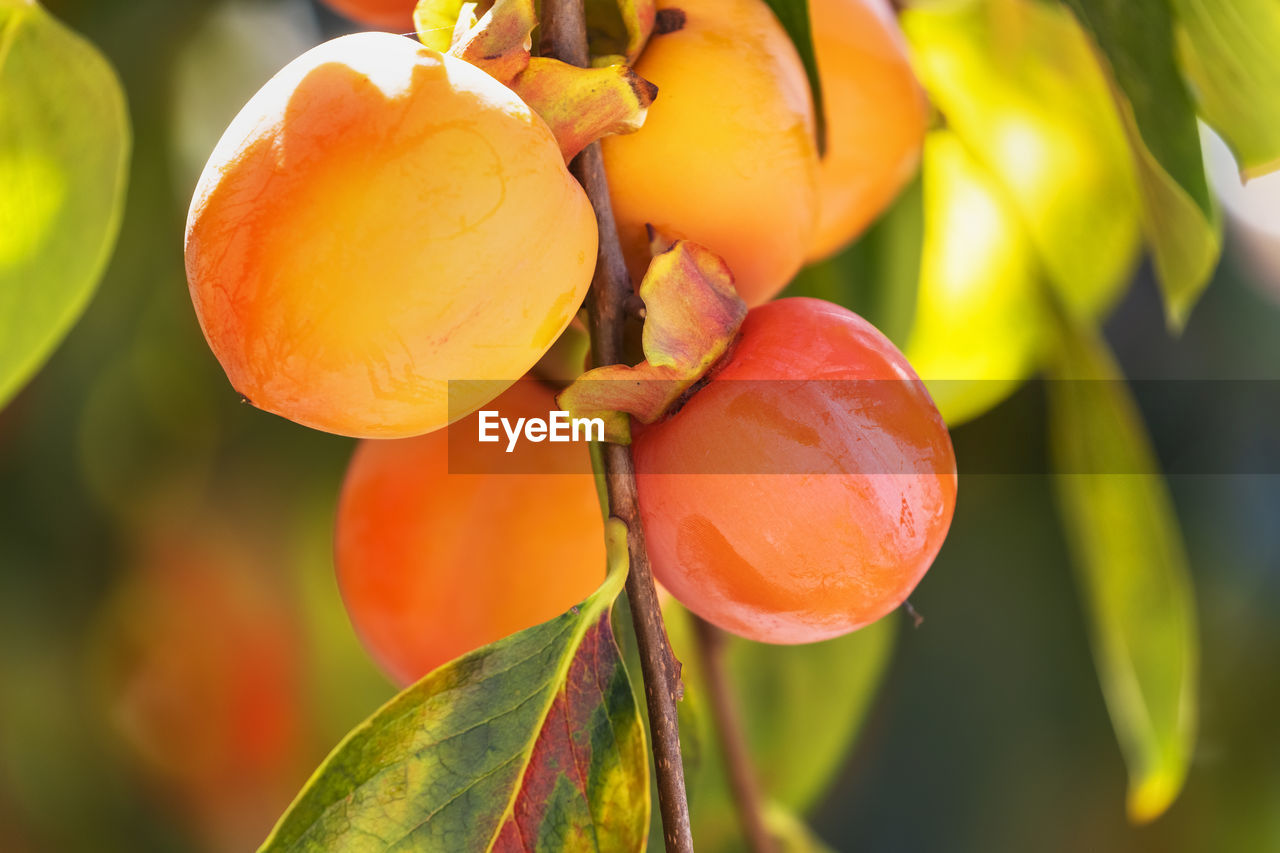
[807,0,928,260]
[335,381,606,686]
[602,0,819,306]
[185,32,597,438]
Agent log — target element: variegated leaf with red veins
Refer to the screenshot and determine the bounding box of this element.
[260,521,648,852]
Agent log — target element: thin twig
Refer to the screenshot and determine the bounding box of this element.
[539,5,694,851]
[693,617,777,853]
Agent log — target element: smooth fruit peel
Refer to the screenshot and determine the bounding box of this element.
[186,33,597,438]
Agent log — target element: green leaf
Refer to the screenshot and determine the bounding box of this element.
[1171,0,1280,180]
[1059,0,1221,328]
[0,0,129,408]
[728,618,895,812]
[261,519,649,852]
[663,604,895,851]
[1047,314,1198,823]
[903,0,1140,320]
[757,0,826,155]
[906,130,1047,427]
[762,804,836,853]
[900,0,1148,427]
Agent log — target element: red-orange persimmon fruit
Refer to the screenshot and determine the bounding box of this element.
[320,0,415,31]
[633,298,956,643]
[335,381,605,686]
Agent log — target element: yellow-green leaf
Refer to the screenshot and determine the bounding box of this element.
[262,520,649,852]
[763,803,836,853]
[1060,0,1221,328]
[0,0,129,408]
[1172,0,1280,180]
[1047,314,1198,823]
[904,0,1141,320]
[906,130,1046,426]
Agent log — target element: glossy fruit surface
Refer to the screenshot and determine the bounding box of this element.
[633,298,956,643]
[336,381,606,686]
[602,0,818,306]
[320,0,414,31]
[807,0,927,260]
[186,32,597,438]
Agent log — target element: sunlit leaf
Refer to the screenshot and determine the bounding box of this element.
[906,130,1046,426]
[414,0,470,53]
[1171,0,1280,180]
[261,519,649,852]
[757,0,825,155]
[904,0,1140,320]
[901,0,1149,426]
[0,0,129,408]
[663,603,895,851]
[1060,0,1221,328]
[1047,314,1198,823]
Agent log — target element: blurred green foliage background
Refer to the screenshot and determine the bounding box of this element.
[1,0,1278,850]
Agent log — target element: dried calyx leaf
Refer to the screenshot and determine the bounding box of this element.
[447,0,537,84]
[558,230,747,444]
[414,0,657,160]
[517,60,657,161]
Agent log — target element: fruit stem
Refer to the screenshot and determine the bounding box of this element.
[540,0,695,850]
[692,616,778,853]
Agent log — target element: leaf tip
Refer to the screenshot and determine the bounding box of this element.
[1126,771,1182,824]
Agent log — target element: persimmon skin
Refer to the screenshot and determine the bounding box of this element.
[320,0,415,31]
[335,382,606,686]
[602,0,818,306]
[633,298,956,644]
[807,0,928,261]
[185,33,597,438]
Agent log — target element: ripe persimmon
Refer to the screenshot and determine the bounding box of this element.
[602,0,819,306]
[633,298,956,643]
[335,381,605,686]
[807,0,928,260]
[320,0,415,31]
[185,33,597,438]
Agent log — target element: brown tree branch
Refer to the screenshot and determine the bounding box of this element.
[539,4,694,851]
[693,617,777,853]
